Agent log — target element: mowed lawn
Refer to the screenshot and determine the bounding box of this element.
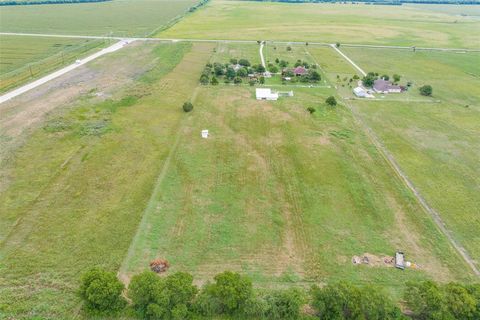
[0,35,107,92]
[0,0,198,37]
[120,44,473,298]
[158,0,480,48]
[339,48,480,266]
[0,42,214,318]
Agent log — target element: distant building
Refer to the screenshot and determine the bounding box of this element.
[293,66,308,76]
[256,88,279,101]
[373,79,401,93]
[353,87,367,97]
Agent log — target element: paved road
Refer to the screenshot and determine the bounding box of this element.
[0,39,133,104]
[330,44,367,76]
[2,32,480,52]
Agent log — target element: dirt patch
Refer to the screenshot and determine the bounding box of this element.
[352,253,395,268]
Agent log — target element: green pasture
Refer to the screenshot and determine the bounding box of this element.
[120,43,474,298]
[0,0,198,37]
[159,0,480,48]
[341,47,480,264]
[0,35,108,92]
[0,41,206,318]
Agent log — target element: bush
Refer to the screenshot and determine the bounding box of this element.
[259,76,265,84]
[199,74,209,85]
[307,107,316,114]
[381,74,390,81]
[269,65,279,73]
[237,67,248,78]
[287,46,292,51]
[326,96,337,106]
[182,102,193,113]
[234,77,243,84]
[419,85,432,96]
[393,74,401,83]
[311,282,402,320]
[210,76,219,85]
[129,271,197,320]
[265,288,305,320]
[249,79,256,86]
[238,59,251,67]
[79,268,125,313]
[198,271,253,315]
[230,58,238,65]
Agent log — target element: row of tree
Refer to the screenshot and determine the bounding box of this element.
[79,268,480,319]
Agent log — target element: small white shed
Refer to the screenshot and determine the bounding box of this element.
[201,130,209,139]
[256,88,279,101]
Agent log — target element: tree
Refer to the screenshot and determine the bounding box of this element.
[307,107,316,114]
[309,70,321,82]
[238,59,251,67]
[233,76,242,84]
[336,42,340,47]
[79,268,125,313]
[404,281,450,320]
[419,84,433,96]
[214,64,224,76]
[326,96,337,106]
[265,289,305,320]
[353,74,360,80]
[279,60,288,68]
[210,76,219,85]
[200,74,209,85]
[294,59,302,67]
[237,67,248,78]
[269,65,279,73]
[259,76,265,84]
[129,270,164,313]
[286,46,292,51]
[444,283,476,320]
[275,58,280,64]
[199,271,253,315]
[255,64,266,73]
[226,67,236,79]
[230,58,238,65]
[381,74,390,81]
[362,73,376,87]
[183,102,193,112]
[311,282,403,320]
[393,74,401,83]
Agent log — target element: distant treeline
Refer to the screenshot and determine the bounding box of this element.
[244,0,480,4]
[0,0,111,6]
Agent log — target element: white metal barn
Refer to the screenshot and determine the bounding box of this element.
[256,88,279,101]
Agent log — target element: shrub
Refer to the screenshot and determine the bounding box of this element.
[265,288,305,320]
[230,58,238,65]
[393,74,401,83]
[311,282,402,320]
[249,80,256,86]
[326,96,337,106]
[381,74,390,81]
[199,271,253,315]
[256,64,266,73]
[269,65,279,73]
[128,271,163,313]
[234,77,243,84]
[199,74,209,85]
[259,76,265,84]
[307,107,316,114]
[79,268,125,313]
[419,85,432,96]
[309,70,321,82]
[210,76,219,85]
[237,67,248,78]
[182,102,193,113]
[287,46,292,51]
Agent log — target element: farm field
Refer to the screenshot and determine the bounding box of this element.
[158,0,480,48]
[0,0,199,37]
[119,42,474,294]
[0,41,211,318]
[340,47,480,265]
[0,35,108,92]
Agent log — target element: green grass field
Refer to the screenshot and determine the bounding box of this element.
[158,0,480,48]
[0,0,199,37]
[0,35,108,92]
[339,47,480,265]
[0,41,207,318]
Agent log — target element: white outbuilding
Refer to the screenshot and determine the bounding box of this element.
[256,88,279,101]
[201,130,209,139]
[353,87,367,97]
